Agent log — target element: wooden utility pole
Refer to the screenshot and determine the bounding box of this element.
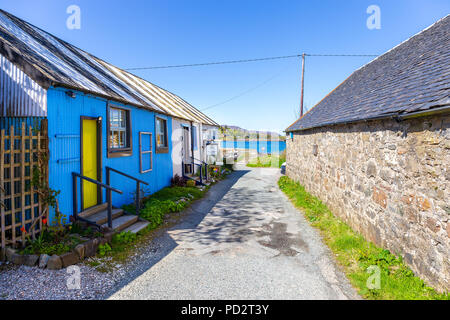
[300,53,306,117]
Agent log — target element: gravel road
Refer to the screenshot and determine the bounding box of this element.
[107,166,359,300]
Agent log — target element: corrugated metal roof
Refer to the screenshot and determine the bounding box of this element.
[0,9,218,126]
[286,15,450,132]
[1,53,47,116]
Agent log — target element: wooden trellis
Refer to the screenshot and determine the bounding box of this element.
[0,119,48,258]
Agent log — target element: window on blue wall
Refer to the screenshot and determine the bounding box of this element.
[108,105,132,157]
[155,116,168,153]
[192,126,198,151]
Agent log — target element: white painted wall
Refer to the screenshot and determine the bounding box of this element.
[171,119,220,176]
[171,118,189,177]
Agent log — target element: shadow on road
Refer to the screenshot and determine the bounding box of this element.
[104,169,250,299]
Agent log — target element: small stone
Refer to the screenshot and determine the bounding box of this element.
[5,248,16,261]
[23,254,39,266]
[60,251,79,268]
[10,253,25,265]
[373,186,387,208]
[84,239,98,257]
[74,244,85,260]
[46,255,62,270]
[366,160,377,178]
[446,223,450,238]
[98,237,108,246]
[426,217,440,233]
[39,254,50,268]
[418,197,431,211]
[104,232,114,243]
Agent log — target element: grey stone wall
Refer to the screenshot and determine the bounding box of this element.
[286,113,450,292]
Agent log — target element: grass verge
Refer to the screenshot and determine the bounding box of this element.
[247,154,286,168]
[278,176,449,300]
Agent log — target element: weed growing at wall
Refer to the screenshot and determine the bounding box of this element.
[278,176,449,300]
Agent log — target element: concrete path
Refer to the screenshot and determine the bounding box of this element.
[108,167,359,300]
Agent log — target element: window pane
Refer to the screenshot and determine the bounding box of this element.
[109,107,130,149]
[111,131,119,148]
[120,131,126,148]
[119,110,126,127]
[156,118,167,148]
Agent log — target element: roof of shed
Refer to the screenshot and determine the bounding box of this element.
[286,15,450,132]
[0,9,218,126]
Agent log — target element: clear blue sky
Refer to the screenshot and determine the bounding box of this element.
[1,0,449,133]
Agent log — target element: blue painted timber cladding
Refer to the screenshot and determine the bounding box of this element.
[46,87,173,222]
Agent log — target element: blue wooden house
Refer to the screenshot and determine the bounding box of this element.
[0,10,218,234]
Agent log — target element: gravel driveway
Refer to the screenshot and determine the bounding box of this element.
[108,166,359,300]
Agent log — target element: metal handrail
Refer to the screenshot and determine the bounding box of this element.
[105,166,148,185]
[192,158,208,182]
[72,172,122,228]
[183,158,208,184]
[192,157,207,165]
[193,163,203,184]
[105,166,149,217]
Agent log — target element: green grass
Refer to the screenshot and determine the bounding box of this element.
[247,154,286,168]
[278,176,449,300]
[148,186,205,202]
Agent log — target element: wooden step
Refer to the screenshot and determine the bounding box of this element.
[102,214,138,231]
[86,208,123,225]
[122,221,150,234]
[78,203,108,218]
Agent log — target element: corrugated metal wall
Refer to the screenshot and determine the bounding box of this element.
[0,53,47,117]
[0,116,44,135]
[46,87,173,221]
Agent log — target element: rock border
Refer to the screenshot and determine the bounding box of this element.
[4,231,114,270]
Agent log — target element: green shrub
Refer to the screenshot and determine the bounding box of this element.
[139,199,185,228]
[122,186,207,232]
[22,242,71,256]
[97,243,112,257]
[186,180,196,187]
[113,231,137,245]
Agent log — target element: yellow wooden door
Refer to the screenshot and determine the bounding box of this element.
[82,119,98,209]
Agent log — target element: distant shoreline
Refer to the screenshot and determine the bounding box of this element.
[220,139,286,142]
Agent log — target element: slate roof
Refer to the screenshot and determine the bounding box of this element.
[286,15,450,132]
[0,9,218,126]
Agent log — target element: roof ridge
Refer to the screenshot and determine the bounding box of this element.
[352,14,450,74]
[285,14,450,132]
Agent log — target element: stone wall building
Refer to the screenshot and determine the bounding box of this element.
[285,15,450,292]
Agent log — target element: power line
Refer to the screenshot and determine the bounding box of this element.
[124,53,378,70]
[200,65,291,111]
[124,54,301,71]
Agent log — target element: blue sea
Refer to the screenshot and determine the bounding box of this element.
[222,140,286,154]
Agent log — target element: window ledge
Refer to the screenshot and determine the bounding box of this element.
[155,147,169,154]
[108,149,132,158]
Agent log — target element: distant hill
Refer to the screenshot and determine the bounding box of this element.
[219,125,286,141]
